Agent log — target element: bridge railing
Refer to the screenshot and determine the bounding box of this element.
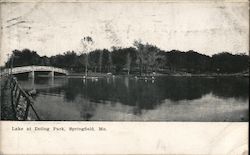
[9,76,41,120]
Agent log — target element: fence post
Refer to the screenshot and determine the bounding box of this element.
[16,91,21,108]
[24,100,30,120]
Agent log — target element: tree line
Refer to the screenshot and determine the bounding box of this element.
[5,41,249,75]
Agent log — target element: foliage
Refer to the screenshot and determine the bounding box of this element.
[5,42,249,74]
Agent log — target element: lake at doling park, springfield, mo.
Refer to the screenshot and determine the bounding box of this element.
[16,76,249,121]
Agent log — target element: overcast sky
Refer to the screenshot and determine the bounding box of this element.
[0,1,249,65]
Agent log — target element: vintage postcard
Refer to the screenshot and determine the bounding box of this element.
[0,0,248,154]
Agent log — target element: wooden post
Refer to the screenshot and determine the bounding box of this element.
[16,91,21,108]
[24,100,30,120]
[14,84,18,98]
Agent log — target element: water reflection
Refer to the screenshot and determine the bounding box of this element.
[18,76,249,121]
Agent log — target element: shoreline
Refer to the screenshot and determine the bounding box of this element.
[36,72,249,78]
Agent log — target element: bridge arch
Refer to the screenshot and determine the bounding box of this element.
[1,66,69,78]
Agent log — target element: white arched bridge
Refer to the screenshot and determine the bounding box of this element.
[1,66,69,78]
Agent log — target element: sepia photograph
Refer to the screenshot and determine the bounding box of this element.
[0,1,249,154]
[0,1,249,122]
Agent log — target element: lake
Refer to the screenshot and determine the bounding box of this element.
[18,76,249,121]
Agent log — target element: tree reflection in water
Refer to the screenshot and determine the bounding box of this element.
[18,76,249,121]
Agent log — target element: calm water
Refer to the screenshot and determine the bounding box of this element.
[18,76,249,121]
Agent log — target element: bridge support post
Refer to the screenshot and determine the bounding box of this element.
[49,71,54,78]
[31,76,35,88]
[28,71,35,79]
[49,76,54,86]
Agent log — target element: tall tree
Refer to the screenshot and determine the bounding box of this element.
[133,40,147,76]
[126,52,132,75]
[81,36,94,76]
[133,41,162,75]
[108,52,113,73]
[98,50,103,72]
[6,49,41,67]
